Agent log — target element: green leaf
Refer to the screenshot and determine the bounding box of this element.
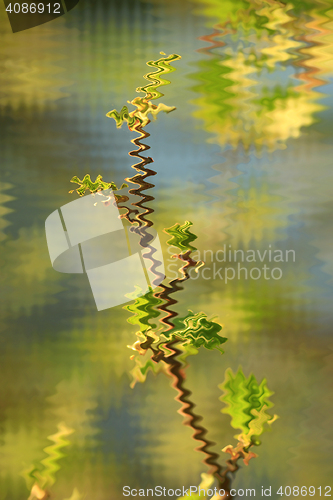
[170,310,227,353]
[164,221,199,253]
[124,286,163,331]
[219,368,277,438]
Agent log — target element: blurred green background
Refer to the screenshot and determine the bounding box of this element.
[0,0,332,498]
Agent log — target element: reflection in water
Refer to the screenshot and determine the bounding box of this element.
[68,174,128,197]
[104,57,278,498]
[0,1,332,498]
[23,423,74,500]
[107,53,181,227]
[106,54,181,289]
[156,221,204,330]
[64,53,278,498]
[192,0,330,152]
[177,367,278,499]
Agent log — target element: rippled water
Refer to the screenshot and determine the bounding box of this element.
[0,1,332,499]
